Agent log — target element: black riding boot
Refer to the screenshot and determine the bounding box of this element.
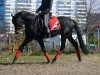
[44,28,50,41]
[46,28,50,38]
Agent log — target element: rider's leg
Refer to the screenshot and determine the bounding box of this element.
[44,13,50,38]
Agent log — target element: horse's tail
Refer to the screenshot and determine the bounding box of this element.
[73,20,89,55]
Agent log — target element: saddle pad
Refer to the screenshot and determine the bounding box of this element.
[49,16,60,31]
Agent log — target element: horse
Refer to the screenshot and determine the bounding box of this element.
[11,11,89,63]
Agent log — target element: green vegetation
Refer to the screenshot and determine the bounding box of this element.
[29,48,76,56]
[88,31,100,46]
[0,49,76,63]
[88,32,94,44]
[0,52,100,64]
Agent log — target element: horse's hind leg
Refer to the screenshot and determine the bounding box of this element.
[37,39,50,63]
[68,36,82,62]
[13,37,33,64]
[52,35,66,63]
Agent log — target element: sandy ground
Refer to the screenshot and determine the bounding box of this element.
[0,54,100,75]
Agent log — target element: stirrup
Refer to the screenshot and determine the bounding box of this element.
[43,38,50,42]
[47,29,50,33]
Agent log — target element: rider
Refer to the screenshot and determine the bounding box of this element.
[36,0,53,38]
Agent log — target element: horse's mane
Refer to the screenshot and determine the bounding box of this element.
[14,11,35,19]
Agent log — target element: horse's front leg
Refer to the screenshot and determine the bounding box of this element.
[37,39,51,63]
[13,37,33,64]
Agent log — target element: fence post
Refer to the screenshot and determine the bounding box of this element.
[12,34,16,53]
[0,34,2,51]
[97,27,100,50]
[53,40,55,50]
[8,33,12,52]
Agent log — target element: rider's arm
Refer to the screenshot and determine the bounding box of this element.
[36,0,44,13]
[49,0,53,9]
[42,0,53,14]
[36,6,42,13]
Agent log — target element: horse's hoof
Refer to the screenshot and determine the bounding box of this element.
[12,58,16,64]
[83,50,89,55]
[12,61,15,64]
[46,60,50,64]
[79,59,82,62]
[51,59,56,64]
[12,59,16,64]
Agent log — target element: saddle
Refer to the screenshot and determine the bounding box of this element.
[38,13,60,31]
[49,16,60,31]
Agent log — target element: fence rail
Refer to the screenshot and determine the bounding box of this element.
[0,33,100,55]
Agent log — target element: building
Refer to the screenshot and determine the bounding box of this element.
[56,0,87,29]
[3,0,87,33]
[15,0,33,12]
[0,0,88,49]
[74,0,87,29]
[0,0,4,26]
[4,0,36,33]
[56,0,72,17]
[4,0,15,33]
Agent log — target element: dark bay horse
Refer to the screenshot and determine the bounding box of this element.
[12,11,88,63]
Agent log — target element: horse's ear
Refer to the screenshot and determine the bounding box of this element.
[11,14,14,17]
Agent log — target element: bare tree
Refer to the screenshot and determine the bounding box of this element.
[0,25,6,34]
[83,0,100,44]
[85,0,100,31]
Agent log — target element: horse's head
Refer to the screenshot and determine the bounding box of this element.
[12,11,44,35]
[11,13,24,34]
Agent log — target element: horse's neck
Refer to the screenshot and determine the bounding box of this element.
[23,14,44,33]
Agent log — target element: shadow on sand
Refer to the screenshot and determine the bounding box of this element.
[0,61,52,65]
